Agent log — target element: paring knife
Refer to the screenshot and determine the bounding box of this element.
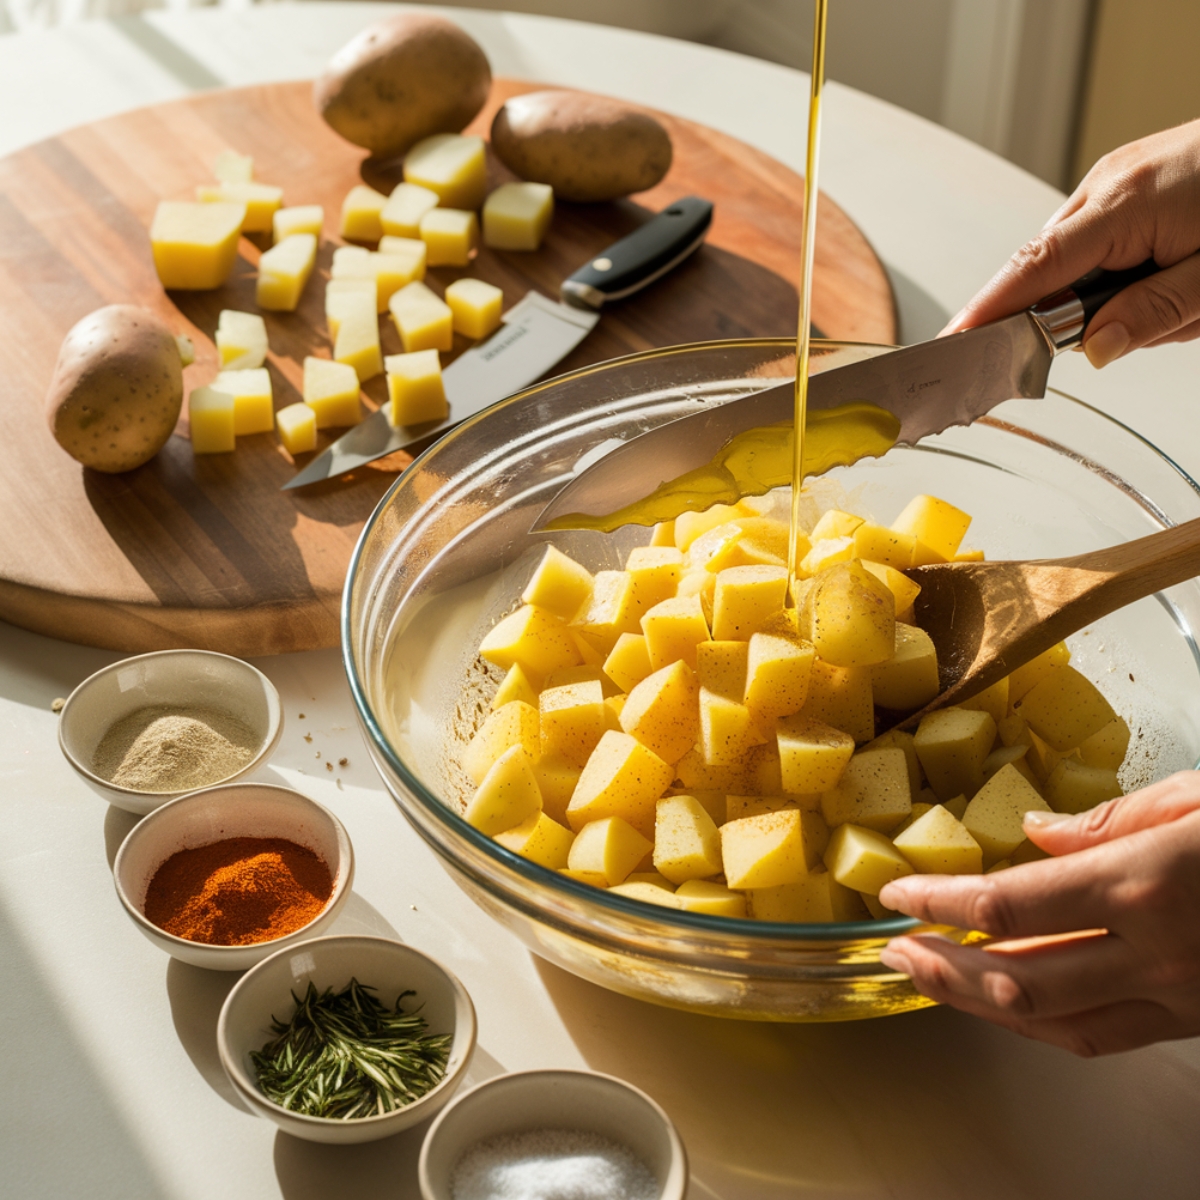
[282,196,715,489]
[533,259,1161,530]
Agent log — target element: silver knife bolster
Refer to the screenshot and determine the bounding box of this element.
[1029,288,1085,352]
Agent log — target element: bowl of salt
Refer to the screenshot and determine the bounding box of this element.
[419,1069,687,1200]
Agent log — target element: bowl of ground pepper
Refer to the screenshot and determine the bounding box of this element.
[113,782,354,970]
[58,649,284,815]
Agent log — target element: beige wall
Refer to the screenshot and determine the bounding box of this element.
[1074,0,1200,182]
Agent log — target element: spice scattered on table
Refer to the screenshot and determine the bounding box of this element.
[51,697,66,713]
[93,704,257,792]
[251,978,451,1119]
[450,1129,659,1200]
[143,836,333,945]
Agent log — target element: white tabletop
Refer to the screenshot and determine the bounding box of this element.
[3,6,1199,1198]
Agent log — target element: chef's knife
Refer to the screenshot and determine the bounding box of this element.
[533,259,1160,530]
[283,196,714,489]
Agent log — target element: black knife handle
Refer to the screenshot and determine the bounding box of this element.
[1074,259,1161,324]
[1031,258,1160,351]
[561,196,713,311]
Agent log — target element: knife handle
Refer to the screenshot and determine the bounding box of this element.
[1031,258,1160,351]
[561,196,714,310]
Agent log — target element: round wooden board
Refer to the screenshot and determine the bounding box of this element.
[0,78,895,656]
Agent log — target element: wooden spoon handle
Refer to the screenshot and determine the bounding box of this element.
[1064,515,1200,601]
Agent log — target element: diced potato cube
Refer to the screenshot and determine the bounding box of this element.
[1014,665,1117,752]
[801,561,895,667]
[540,680,608,768]
[603,634,653,694]
[214,150,253,183]
[801,661,875,744]
[650,521,676,547]
[861,891,903,920]
[914,707,996,801]
[188,386,235,453]
[445,277,503,339]
[257,233,318,311]
[404,133,487,209]
[674,746,752,794]
[386,349,447,425]
[381,181,439,238]
[983,743,1038,788]
[1008,641,1071,703]
[566,816,651,886]
[891,494,971,561]
[811,509,864,540]
[861,559,921,614]
[653,795,723,883]
[1043,758,1122,814]
[196,181,282,233]
[480,604,582,678]
[465,744,542,836]
[566,730,673,837]
[275,401,316,455]
[677,790,727,827]
[893,804,982,874]
[1012,837,1051,865]
[725,795,795,822]
[853,523,918,570]
[1027,729,1075,785]
[674,569,716,625]
[870,622,939,711]
[619,661,699,765]
[340,184,388,241]
[494,810,574,870]
[326,279,377,339]
[532,756,582,825]
[958,676,1009,726]
[962,763,1051,865]
[333,296,383,382]
[696,640,749,699]
[711,565,788,640]
[674,879,747,917]
[483,181,555,250]
[625,546,683,617]
[573,570,640,655]
[544,665,620,698]
[273,204,323,243]
[462,700,540,785]
[642,594,711,671]
[378,235,429,268]
[626,871,675,890]
[1077,716,1132,771]
[721,809,809,889]
[607,882,683,907]
[741,631,815,720]
[213,367,273,436]
[943,793,969,820]
[150,201,245,290]
[302,357,361,428]
[372,251,426,311]
[389,281,453,352]
[798,536,855,577]
[699,686,767,766]
[522,546,593,621]
[216,310,268,370]
[863,728,923,796]
[707,518,791,572]
[820,747,912,831]
[889,800,934,837]
[777,715,855,793]
[673,503,757,550]
[823,823,914,894]
[492,662,540,710]
[747,872,835,922]
[420,208,479,267]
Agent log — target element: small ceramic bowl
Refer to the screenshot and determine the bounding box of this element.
[113,782,354,971]
[419,1069,688,1200]
[58,648,284,815]
[217,935,477,1145]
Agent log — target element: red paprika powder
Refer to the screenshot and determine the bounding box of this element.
[143,836,334,945]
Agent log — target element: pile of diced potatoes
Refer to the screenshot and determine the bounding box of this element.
[460,493,1131,922]
[146,139,555,457]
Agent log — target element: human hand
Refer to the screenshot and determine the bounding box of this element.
[877,771,1200,1056]
[942,119,1200,369]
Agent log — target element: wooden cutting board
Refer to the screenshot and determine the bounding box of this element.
[0,78,896,657]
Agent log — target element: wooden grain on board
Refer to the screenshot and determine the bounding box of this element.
[0,78,896,656]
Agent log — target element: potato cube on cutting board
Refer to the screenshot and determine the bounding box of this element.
[1014,664,1117,752]
[802,660,875,744]
[213,367,273,436]
[372,250,426,310]
[777,714,856,794]
[301,356,361,428]
[721,809,809,889]
[150,201,245,290]
[273,204,323,243]
[340,184,388,241]
[891,494,971,561]
[404,133,487,209]
[445,277,502,339]
[914,706,996,802]
[565,730,673,837]
[483,181,555,250]
[188,386,236,453]
[257,233,317,311]
[379,235,429,278]
[711,565,788,641]
[389,281,453,352]
[893,804,982,874]
[325,278,376,338]
[333,294,383,382]
[1043,758,1122,814]
[539,681,608,768]
[642,594,712,671]
[820,747,912,832]
[385,349,447,426]
[420,208,479,267]
[215,310,268,370]
[823,823,914,894]
[213,150,252,183]
[480,604,582,678]
[744,631,814,719]
[495,810,575,870]
[463,700,540,785]
[522,546,594,622]
[619,661,699,765]
[381,181,439,238]
[274,402,316,456]
[603,634,652,695]
[567,816,652,887]
[871,622,939,711]
[962,763,1052,864]
[654,794,723,883]
[196,181,282,233]
[465,744,543,837]
[674,879,746,917]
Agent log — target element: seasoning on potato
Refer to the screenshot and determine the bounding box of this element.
[314,13,492,161]
[490,90,673,203]
[45,305,187,473]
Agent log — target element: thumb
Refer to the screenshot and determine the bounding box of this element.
[1024,770,1200,853]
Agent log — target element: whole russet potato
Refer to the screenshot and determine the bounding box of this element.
[491,90,673,203]
[314,13,491,161]
[45,305,185,474]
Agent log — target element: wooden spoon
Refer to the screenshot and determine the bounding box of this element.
[896,516,1200,727]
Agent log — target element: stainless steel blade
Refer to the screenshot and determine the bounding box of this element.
[533,311,1053,528]
[282,293,599,490]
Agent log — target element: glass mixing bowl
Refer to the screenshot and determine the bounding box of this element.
[343,340,1200,1022]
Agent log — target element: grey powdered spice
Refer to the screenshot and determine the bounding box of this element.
[92,704,258,792]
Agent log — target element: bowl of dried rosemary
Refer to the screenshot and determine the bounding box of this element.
[217,934,477,1144]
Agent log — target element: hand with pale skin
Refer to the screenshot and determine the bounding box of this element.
[942,118,1200,368]
[878,772,1200,1056]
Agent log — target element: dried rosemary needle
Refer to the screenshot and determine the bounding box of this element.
[250,978,452,1119]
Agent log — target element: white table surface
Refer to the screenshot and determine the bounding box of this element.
[3,6,1199,1198]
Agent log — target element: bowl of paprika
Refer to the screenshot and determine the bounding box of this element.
[112,781,354,970]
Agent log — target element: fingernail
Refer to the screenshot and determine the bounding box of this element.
[879,945,912,974]
[938,307,968,337]
[1084,322,1130,369]
[1024,809,1073,829]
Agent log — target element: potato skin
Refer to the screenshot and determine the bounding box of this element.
[314,13,491,160]
[45,305,183,474]
[491,91,673,202]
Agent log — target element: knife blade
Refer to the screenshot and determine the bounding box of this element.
[282,196,714,490]
[533,259,1160,530]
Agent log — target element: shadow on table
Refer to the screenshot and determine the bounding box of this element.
[104,804,140,868]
